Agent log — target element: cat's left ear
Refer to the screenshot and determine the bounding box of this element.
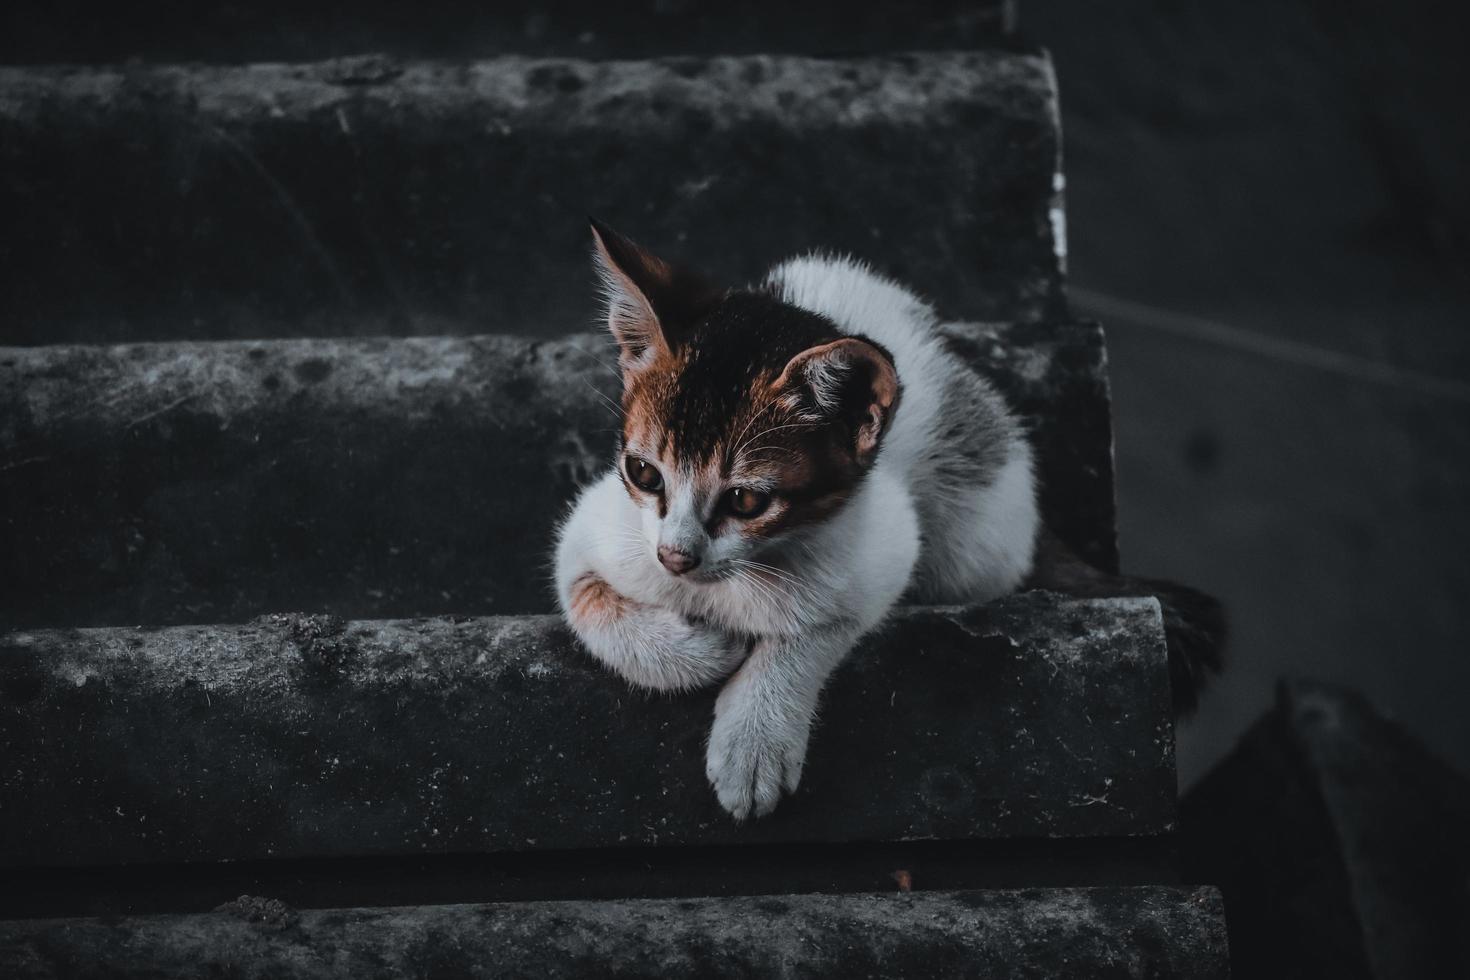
[777,337,901,463]
[589,218,721,374]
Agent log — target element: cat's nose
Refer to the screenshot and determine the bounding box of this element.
[657,545,701,575]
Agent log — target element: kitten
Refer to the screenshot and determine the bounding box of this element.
[555,220,1223,820]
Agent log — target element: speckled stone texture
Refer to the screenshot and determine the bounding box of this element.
[0,322,1116,629]
[0,887,1229,979]
[0,594,1173,867]
[0,49,1063,347]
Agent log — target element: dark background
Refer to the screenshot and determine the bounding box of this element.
[2,3,1466,975]
[1026,0,1470,788]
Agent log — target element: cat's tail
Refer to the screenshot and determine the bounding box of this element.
[1026,529,1227,716]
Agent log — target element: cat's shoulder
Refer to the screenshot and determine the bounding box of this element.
[764,253,939,338]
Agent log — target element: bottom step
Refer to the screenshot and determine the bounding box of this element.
[0,887,1228,979]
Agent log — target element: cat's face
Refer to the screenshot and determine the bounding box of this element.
[591,220,899,582]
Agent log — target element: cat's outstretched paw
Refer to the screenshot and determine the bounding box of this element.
[705,679,810,821]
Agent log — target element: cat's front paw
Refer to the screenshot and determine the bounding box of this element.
[605,606,749,693]
[568,573,750,692]
[705,678,811,821]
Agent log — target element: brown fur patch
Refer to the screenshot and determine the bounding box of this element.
[621,353,871,539]
[568,572,636,628]
[722,391,859,536]
[594,226,899,544]
[621,358,680,448]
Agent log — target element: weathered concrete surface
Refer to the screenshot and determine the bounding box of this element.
[0,2,1015,64]
[0,323,1116,629]
[0,887,1229,979]
[0,594,1173,867]
[0,50,1062,346]
[1182,680,1470,979]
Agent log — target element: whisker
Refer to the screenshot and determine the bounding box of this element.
[735,561,801,611]
[608,529,652,558]
[728,399,784,463]
[732,567,783,619]
[733,562,817,606]
[565,343,623,381]
[582,379,624,419]
[731,420,824,460]
[731,557,805,588]
[734,446,799,464]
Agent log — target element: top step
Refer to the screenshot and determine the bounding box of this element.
[0,49,1063,346]
[0,2,1015,64]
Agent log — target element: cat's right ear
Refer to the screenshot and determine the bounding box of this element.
[589,218,718,373]
[776,337,901,465]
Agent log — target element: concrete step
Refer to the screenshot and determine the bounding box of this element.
[0,594,1172,869]
[0,2,1014,64]
[0,49,1063,347]
[0,322,1116,630]
[0,888,1229,980]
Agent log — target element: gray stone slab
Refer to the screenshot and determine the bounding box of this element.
[0,2,1015,64]
[0,49,1063,346]
[0,322,1116,630]
[0,887,1228,980]
[0,594,1174,868]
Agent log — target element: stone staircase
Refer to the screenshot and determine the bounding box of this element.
[0,4,1230,976]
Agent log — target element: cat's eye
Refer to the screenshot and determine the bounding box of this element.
[727,487,771,518]
[625,456,663,493]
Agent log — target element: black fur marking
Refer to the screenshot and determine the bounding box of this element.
[589,217,723,349]
[597,226,898,537]
[665,291,839,463]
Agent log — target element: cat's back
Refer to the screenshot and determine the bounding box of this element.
[764,254,942,360]
[767,254,1037,603]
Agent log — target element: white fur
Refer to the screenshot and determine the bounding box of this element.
[767,255,1039,603]
[555,255,1037,819]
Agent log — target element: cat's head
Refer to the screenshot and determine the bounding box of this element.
[590,219,900,582]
